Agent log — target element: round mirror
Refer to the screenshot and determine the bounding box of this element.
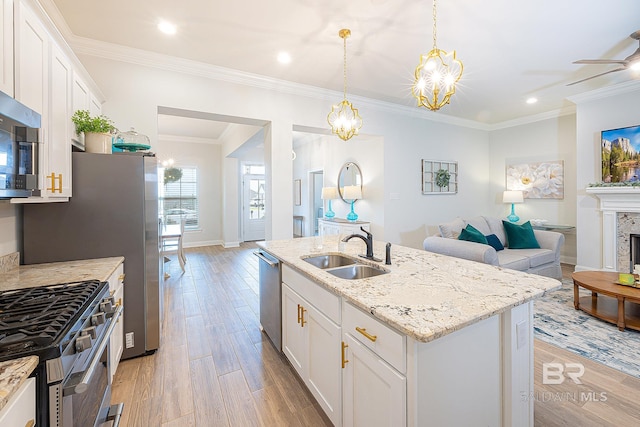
[338,162,362,203]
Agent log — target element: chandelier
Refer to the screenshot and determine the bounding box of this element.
[411,0,463,111]
[327,29,363,141]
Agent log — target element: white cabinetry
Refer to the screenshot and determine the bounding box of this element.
[342,301,406,426]
[282,266,342,426]
[71,72,90,149]
[47,43,72,197]
[318,218,370,236]
[342,333,406,426]
[108,262,125,382]
[0,0,13,96]
[0,377,35,426]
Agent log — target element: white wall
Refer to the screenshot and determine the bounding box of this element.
[489,114,577,263]
[155,137,222,247]
[574,85,640,270]
[77,54,491,249]
[293,133,385,238]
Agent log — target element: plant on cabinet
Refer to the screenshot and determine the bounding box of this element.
[71,110,115,153]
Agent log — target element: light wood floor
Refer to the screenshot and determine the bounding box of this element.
[112,246,640,426]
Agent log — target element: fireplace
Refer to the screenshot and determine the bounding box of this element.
[632,234,640,274]
[586,187,640,272]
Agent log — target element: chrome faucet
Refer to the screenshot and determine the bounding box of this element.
[342,227,382,262]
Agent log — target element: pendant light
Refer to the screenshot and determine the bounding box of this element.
[327,29,363,141]
[411,0,463,111]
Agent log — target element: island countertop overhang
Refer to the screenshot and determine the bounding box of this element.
[257,235,561,343]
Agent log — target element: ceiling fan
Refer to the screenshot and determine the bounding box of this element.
[567,30,640,86]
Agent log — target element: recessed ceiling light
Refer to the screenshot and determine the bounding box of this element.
[630,61,640,71]
[526,97,538,105]
[277,51,291,64]
[158,20,177,35]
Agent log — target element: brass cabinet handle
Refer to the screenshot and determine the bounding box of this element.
[341,341,349,369]
[118,274,125,282]
[109,290,116,297]
[355,327,377,342]
[300,306,307,327]
[26,420,35,427]
[297,304,302,324]
[46,173,63,193]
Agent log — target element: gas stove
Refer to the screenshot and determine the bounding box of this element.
[0,280,124,427]
[0,280,105,362]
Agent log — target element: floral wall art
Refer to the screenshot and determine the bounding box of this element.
[506,160,564,199]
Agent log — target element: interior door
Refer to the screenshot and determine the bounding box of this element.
[243,173,265,241]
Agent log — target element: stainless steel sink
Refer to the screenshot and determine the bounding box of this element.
[303,254,357,269]
[326,264,388,280]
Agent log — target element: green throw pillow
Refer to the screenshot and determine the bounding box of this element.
[458,224,488,245]
[502,221,540,249]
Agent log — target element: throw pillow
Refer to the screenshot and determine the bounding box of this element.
[502,221,540,249]
[438,217,465,239]
[485,233,505,251]
[458,224,488,245]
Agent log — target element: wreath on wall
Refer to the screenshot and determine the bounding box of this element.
[434,169,451,188]
[164,167,183,185]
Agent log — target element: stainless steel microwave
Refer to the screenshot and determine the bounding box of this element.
[0,90,41,199]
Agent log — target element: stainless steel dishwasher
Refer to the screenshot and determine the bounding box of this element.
[254,249,282,351]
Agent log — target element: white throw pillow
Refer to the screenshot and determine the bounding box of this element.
[438,217,465,239]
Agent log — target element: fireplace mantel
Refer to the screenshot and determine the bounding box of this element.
[587,186,640,271]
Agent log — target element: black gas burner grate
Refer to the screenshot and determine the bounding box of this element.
[0,280,105,355]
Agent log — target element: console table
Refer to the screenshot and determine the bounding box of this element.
[572,271,640,331]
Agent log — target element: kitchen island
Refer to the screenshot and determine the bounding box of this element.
[258,235,561,427]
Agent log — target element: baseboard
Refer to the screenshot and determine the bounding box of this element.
[183,240,223,248]
[560,256,577,265]
[223,241,241,248]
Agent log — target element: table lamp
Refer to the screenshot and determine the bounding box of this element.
[503,190,524,222]
[321,186,339,218]
[343,185,362,221]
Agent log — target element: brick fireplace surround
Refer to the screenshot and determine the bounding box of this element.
[587,187,640,272]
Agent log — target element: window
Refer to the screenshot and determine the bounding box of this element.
[159,166,198,229]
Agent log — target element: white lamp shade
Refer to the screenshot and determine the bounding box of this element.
[321,186,339,200]
[503,190,524,204]
[343,185,362,200]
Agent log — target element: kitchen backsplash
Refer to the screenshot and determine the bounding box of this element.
[0,252,19,274]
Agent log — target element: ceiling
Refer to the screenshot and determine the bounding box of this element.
[48,0,640,127]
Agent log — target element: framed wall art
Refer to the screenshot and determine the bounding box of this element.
[506,160,564,199]
[422,160,458,194]
[601,124,640,183]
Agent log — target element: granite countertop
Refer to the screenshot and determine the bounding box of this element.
[0,356,38,412]
[258,235,561,343]
[0,256,124,292]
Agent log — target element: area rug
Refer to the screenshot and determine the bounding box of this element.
[534,279,640,378]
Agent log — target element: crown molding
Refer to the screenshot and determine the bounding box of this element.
[567,80,640,105]
[487,105,576,131]
[70,36,492,131]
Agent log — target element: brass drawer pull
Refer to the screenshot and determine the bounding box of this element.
[118,274,125,282]
[297,304,302,324]
[26,420,35,427]
[341,341,349,368]
[300,306,307,327]
[355,327,377,342]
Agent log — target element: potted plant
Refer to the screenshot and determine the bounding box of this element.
[71,110,116,153]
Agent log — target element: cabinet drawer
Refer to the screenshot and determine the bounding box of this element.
[343,301,405,373]
[283,265,340,324]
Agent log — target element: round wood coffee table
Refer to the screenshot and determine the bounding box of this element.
[572,271,640,331]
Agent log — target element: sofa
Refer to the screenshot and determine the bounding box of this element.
[423,216,564,279]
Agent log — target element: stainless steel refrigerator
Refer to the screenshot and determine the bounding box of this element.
[22,151,162,359]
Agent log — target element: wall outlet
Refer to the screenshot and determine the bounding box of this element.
[125,332,134,348]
